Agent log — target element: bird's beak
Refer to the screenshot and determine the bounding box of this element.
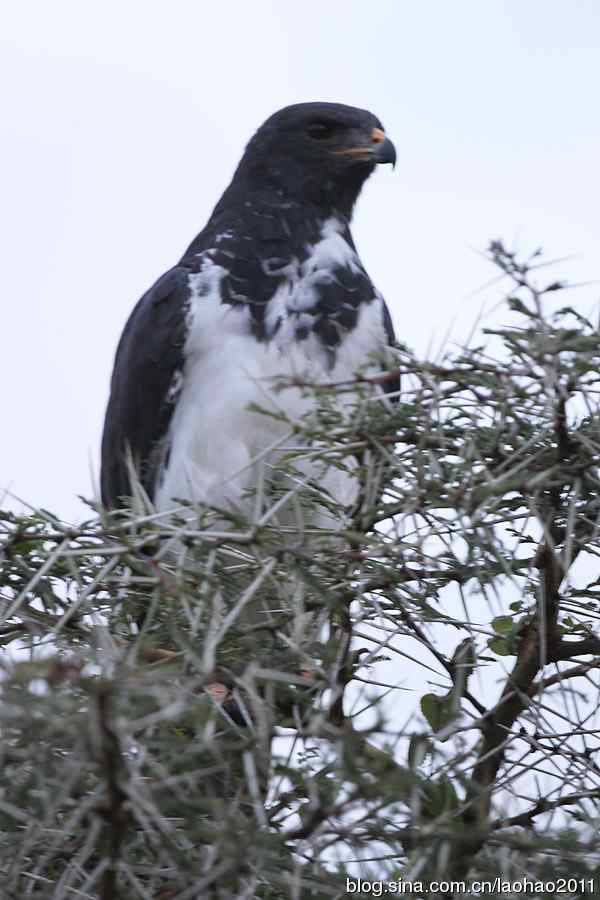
[333,127,397,168]
[371,128,397,168]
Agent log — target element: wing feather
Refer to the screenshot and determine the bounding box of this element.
[100,266,189,507]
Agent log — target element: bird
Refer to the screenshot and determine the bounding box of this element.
[100,102,398,526]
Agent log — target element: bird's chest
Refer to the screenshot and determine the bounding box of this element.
[183,228,383,419]
[154,223,387,511]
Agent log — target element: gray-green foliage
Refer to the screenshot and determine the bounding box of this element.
[1,242,600,898]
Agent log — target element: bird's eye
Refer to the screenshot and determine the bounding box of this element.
[306,120,338,141]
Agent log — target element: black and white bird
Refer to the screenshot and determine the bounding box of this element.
[101,102,398,523]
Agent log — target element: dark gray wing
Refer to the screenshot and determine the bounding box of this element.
[381,298,400,399]
[100,266,190,508]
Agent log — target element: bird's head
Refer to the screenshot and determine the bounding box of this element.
[232,102,396,218]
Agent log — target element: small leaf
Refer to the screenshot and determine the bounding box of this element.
[488,637,512,657]
[421,775,460,819]
[450,638,476,682]
[408,734,433,770]
[492,616,514,636]
[420,693,453,732]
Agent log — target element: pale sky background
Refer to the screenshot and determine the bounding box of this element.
[2,0,600,522]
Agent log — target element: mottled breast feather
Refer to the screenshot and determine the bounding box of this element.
[183,212,392,366]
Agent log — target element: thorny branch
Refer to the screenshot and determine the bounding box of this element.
[1,242,600,895]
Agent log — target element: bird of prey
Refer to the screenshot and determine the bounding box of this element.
[100,102,398,524]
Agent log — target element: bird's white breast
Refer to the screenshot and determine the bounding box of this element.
[153,219,389,522]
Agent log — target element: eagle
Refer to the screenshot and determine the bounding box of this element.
[100,102,398,525]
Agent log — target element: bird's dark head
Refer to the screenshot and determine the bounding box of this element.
[231,102,396,219]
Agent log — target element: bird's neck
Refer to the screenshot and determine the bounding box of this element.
[190,193,354,265]
[213,163,365,223]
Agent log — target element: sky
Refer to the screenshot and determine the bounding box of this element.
[2,0,600,522]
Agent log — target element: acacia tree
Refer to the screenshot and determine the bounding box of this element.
[1,243,599,899]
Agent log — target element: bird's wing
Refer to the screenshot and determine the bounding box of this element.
[380,295,400,399]
[100,266,190,507]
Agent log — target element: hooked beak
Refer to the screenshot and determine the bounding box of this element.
[333,127,396,168]
[371,128,397,167]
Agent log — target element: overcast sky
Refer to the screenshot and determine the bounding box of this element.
[2,0,599,522]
